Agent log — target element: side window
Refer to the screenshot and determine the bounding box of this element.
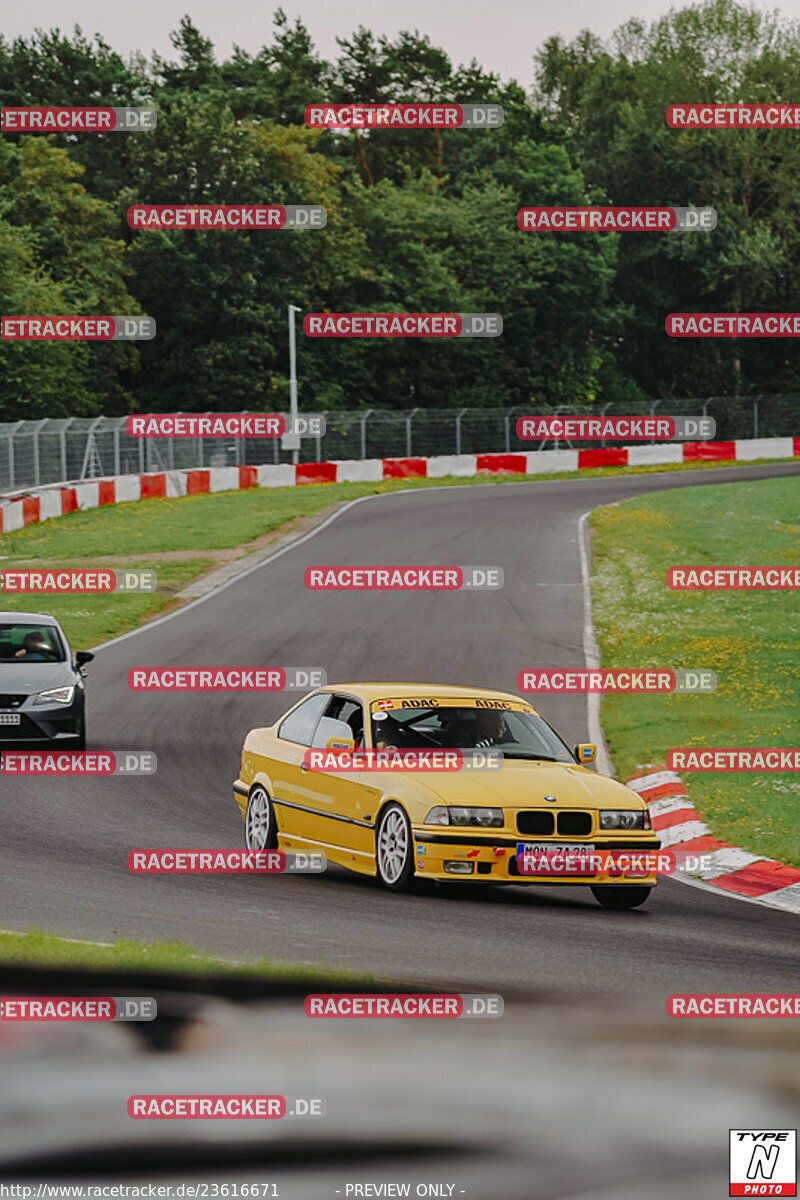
[321,695,365,747]
[277,693,330,746]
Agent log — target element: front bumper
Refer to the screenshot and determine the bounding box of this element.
[411,830,662,884]
[0,698,84,742]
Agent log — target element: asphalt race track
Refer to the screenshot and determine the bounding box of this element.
[3,462,799,1001]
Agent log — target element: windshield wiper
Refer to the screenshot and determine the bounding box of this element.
[498,751,563,762]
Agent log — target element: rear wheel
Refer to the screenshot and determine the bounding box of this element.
[591,885,652,910]
[375,803,414,892]
[245,785,277,851]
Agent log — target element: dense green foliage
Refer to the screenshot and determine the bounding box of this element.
[1,0,798,419]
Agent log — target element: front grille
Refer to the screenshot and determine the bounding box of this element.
[0,694,26,709]
[557,811,593,836]
[0,715,44,740]
[517,811,555,835]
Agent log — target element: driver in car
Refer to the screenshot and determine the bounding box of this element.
[14,632,53,659]
[473,709,508,748]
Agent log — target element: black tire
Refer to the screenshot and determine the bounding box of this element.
[245,784,278,851]
[72,720,86,751]
[375,803,414,892]
[591,885,652,910]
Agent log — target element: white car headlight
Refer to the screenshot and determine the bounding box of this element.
[599,809,650,830]
[34,686,75,706]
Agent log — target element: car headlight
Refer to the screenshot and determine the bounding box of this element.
[599,809,650,830]
[33,686,75,706]
[424,806,503,828]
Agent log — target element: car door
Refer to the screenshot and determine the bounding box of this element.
[293,694,375,863]
[267,692,331,837]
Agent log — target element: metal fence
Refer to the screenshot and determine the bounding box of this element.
[0,395,797,495]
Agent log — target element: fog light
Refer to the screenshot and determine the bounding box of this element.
[443,861,475,875]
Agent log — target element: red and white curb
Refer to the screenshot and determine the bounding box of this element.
[627,768,800,913]
[1,436,798,537]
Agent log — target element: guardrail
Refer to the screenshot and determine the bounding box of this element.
[1,396,797,495]
[1,437,797,536]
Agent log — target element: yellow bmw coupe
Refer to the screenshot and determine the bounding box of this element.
[233,683,660,909]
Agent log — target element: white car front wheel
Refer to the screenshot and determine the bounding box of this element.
[375,803,414,892]
[245,785,277,851]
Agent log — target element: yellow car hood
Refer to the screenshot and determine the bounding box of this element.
[404,760,639,809]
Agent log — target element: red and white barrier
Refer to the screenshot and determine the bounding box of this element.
[1,437,798,537]
[627,767,800,913]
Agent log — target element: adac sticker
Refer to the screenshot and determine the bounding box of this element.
[376,700,394,710]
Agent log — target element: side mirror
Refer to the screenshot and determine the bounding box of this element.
[312,716,356,750]
[575,743,596,764]
[75,651,95,668]
[327,736,355,753]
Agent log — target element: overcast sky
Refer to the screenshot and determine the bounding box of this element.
[3,0,799,86]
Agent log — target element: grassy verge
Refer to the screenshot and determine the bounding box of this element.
[0,457,793,651]
[590,476,800,866]
[0,928,365,979]
[0,559,214,648]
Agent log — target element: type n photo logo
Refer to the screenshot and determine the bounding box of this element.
[730,1130,796,1196]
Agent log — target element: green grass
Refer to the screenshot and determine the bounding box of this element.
[0,928,366,979]
[2,457,790,560]
[0,559,213,648]
[0,455,794,669]
[590,476,800,866]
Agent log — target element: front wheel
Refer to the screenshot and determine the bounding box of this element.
[72,719,86,751]
[245,785,278,850]
[375,803,414,892]
[591,885,652,910]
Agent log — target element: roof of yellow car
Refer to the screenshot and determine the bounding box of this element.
[319,682,536,705]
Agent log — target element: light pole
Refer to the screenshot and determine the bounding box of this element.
[287,304,302,465]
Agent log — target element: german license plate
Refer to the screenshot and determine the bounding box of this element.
[517,842,595,857]
[0,713,21,725]
[516,842,596,874]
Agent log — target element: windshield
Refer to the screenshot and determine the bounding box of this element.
[370,701,574,761]
[0,622,65,664]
